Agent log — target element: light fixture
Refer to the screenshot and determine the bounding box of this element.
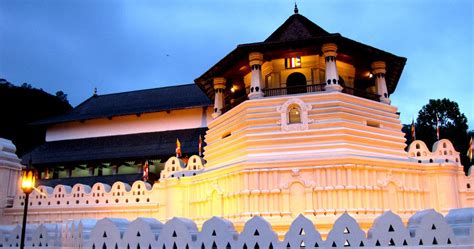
[20,167,37,249]
[231,87,236,93]
[369,73,374,79]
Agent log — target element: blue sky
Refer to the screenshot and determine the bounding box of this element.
[0,0,472,128]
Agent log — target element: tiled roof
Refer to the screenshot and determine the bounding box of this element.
[22,127,207,165]
[34,84,211,125]
[265,13,329,42]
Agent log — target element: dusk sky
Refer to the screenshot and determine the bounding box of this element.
[0,0,472,128]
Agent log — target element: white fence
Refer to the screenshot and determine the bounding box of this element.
[0,208,473,249]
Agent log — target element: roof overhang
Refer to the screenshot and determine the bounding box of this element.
[195,35,406,100]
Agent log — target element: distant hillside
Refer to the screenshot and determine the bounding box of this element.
[0,79,72,157]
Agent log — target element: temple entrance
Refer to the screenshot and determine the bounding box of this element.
[286,72,307,94]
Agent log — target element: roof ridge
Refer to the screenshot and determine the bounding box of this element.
[264,13,329,43]
[93,83,196,98]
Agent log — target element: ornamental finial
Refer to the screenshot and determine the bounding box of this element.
[294,2,299,14]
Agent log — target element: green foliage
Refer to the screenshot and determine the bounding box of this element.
[415,98,470,173]
[55,91,68,102]
[0,79,72,156]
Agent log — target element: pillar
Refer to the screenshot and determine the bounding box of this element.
[211,77,226,118]
[371,61,390,104]
[322,43,343,92]
[248,52,264,99]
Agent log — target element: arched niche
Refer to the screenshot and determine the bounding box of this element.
[277,98,312,132]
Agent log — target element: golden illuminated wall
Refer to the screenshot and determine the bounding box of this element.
[244,55,355,89]
[3,92,473,235]
[204,91,406,169]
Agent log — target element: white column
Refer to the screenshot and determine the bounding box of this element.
[322,43,343,92]
[371,61,390,104]
[211,77,226,119]
[248,52,264,99]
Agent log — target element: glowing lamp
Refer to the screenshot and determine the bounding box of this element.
[369,73,374,79]
[19,167,37,249]
[20,168,37,194]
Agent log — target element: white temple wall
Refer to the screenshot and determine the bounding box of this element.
[46,106,212,141]
[204,92,406,169]
[5,154,471,235]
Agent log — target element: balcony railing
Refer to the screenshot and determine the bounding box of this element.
[342,86,380,101]
[221,95,248,114]
[263,84,326,97]
[221,84,381,115]
[263,83,380,102]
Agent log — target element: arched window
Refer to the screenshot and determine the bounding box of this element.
[277,98,312,132]
[288,105,301,124]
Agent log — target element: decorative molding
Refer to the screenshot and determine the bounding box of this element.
[276,98,313,132]
[377,171,403,188]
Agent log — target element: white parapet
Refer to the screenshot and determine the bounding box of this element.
[0,208,473,248]
[0,138,22,224]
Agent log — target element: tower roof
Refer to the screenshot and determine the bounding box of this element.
[264,13,329,43]
[195,13,406,101]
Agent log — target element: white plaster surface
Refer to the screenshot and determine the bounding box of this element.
[46,107,212,141]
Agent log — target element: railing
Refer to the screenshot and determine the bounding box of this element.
[221,84,381,115]
[2,208,473,248]
[221,95,248,114]
[263,84,381,102]
[263,84,325,97]
[342,86,380,101]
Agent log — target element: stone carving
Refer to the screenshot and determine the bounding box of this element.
[377,171,403,188]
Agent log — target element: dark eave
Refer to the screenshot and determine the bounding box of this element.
[33,84,211,125]
[22,127,207,165]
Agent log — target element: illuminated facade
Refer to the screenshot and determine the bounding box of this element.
[1,10,473,235]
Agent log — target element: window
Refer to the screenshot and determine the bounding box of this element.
[285,57,301,69]
[277,98,312,132]
[288,105,301,124]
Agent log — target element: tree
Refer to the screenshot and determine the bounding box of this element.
[415,98,470,173]
[0,79,72,156]
[55,91,68,103]
[21,82,32,89]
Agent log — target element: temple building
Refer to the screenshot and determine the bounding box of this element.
[23,84,211,186]
[1,8,472,235]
